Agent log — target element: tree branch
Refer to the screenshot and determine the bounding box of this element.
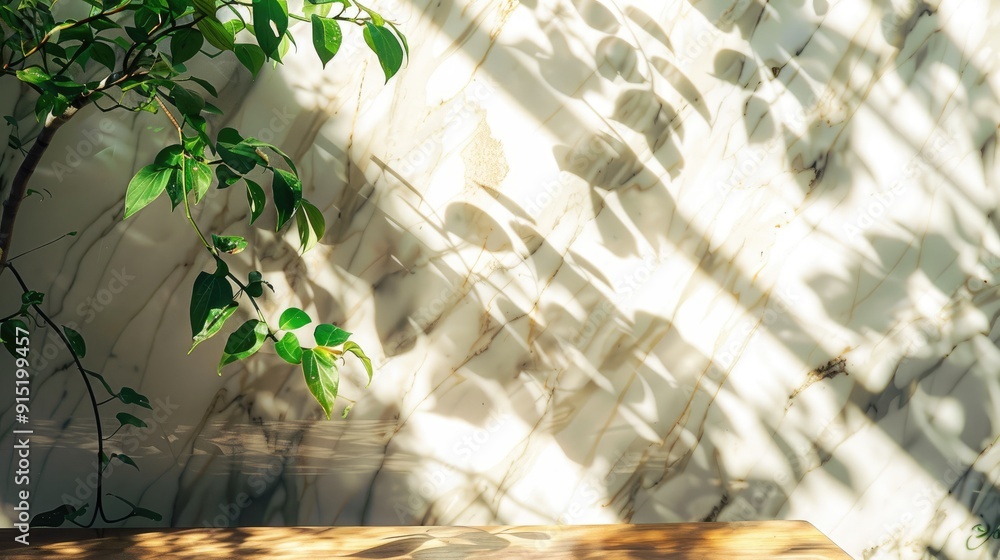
[0,98,88,276]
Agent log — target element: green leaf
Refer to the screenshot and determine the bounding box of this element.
[217,128,266,173]
[216,165,241,188]
[124,164,173,219]
[240,137,298,174]
[88,42,117,71]
[184,157,212,203]
[16,67,50,86]
[30,505,75,528]
[34,94,54,123]
[304,0,331,18]
[170,28,204,64]
[111,453,139,470]
[117,387,152,409]
[186,76,218,97]
[197,15,235,51]
[163,167,183,210]
[387,22,408,58]
[191,0,218,18]
[107,493,138,509]
[295,199,325,253]
[134,7,161,34]
[190,271,234,338]
[212,234,248,254]
[125,25,148,43]
[218,319,269,373]
[343,340,373,387]
[116,412,148,429]
[187,116,213,149]
[65,503,89,522]
[213,255,230,277]
[302,347,338,419]
[183,133,207,158]
[245,179,265,224]
[107,495,163,521]
[0,319,27,358]
[310,15,342,67]
[277,34,292,61]
[246,282,263,297]
[223,18,246,36]
[357,4,384,26]
[132,508,162,521]
[363,21,403,82]
[278,307,311,330]
[271,168,301,230]
[189,301,239,353]
[314,323,350,347]
[62,325,86,358]
[154,144,185,167]
[84,369,116,396]
[252,0,289,59]
[50,77,86,96]
[22,291,43,306]
[172,86,205,118]
[234,43,266,78]
[275,331,302,364]
[246,271,267,297]
[60,20,95,42]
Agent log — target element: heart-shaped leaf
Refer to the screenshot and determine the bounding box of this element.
[302,347,338,419]
[275,332,303,364]
[314,323,350,347]
[278,307,311,330]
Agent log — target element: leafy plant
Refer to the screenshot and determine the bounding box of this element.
[0,0,404,527]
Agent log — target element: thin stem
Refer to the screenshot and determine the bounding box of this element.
[227,272,270,329]
[7,231,76,261]
[103,425,123,440]
[102,512,134,523]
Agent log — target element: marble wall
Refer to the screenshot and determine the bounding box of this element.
[3,0,1000,558]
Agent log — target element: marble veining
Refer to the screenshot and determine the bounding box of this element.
[3,0,1000,558]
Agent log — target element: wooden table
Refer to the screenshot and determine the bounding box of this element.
[0,521,851,558]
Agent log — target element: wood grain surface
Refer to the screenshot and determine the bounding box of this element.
[0,521,851,559]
